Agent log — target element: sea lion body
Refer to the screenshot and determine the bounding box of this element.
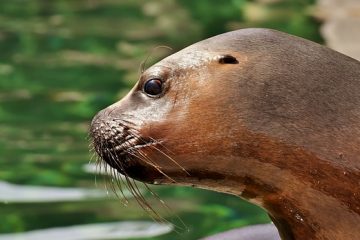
[90,29,360,240]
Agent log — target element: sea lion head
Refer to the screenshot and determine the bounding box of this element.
[90,29,253,186]
[90,27,352,190]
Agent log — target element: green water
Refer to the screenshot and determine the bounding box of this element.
[0,0,321,239]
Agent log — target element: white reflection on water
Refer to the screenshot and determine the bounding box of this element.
[83,163,126,179]
[0,221,173,240]
[83,163,112,176]
[0,181,134,203]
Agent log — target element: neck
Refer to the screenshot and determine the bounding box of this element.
[172,132,360,240]
[223,135,360,240]
[160,123,360,239]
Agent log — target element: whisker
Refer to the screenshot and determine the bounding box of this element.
[128,130,188,175]
[107,141,132,204]
[122,172,159,220]
[143,182,188,232]
[129,150,176,183]
[89,117,188,233]
[107,132,169,222]
[140,45,173,74]
[130,178,174,225]
[149,143,189,175]
[97,140,111,195]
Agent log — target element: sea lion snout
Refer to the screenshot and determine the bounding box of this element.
[90,92,169,180]
[90,108,170,182]
[90,112,134,172]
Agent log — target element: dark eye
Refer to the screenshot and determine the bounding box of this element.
[143,78,163,96]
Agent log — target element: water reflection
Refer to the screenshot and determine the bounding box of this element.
[83,163,114,176]
[0,180,135,203]
[0,158,138,204]
[0,221,173,240]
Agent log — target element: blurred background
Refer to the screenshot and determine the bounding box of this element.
[0,0,359,240]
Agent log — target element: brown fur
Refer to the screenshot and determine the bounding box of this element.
[91,29,360,240]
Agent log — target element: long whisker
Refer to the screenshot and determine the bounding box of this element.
[107,137,161,216]
[106,129,171,223]
[107,141,133,204]
[92,137,120,200]
[96,137,111,195]
[129,178,177,227]
[142,182,188,232]
[140,45,173,74]
[119,166,163,222]
[130,150,176,183]
[90,118,189,232]
[149,143,189,175]
[129,130,189,175]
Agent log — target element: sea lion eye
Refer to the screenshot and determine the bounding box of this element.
[144,78,163,96]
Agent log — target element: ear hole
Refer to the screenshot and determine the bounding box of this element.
[219,55,239,64]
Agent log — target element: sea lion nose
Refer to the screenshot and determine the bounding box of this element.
[90,104,120,130]
[90,109,128,139]
[90,107,120,142]
[90,108,107,138]
[91,91,134,128]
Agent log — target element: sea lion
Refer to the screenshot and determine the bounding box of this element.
[90,28,360,240]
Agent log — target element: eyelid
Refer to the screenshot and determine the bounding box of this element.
[139,67,170,95]
[143,77,163,87]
